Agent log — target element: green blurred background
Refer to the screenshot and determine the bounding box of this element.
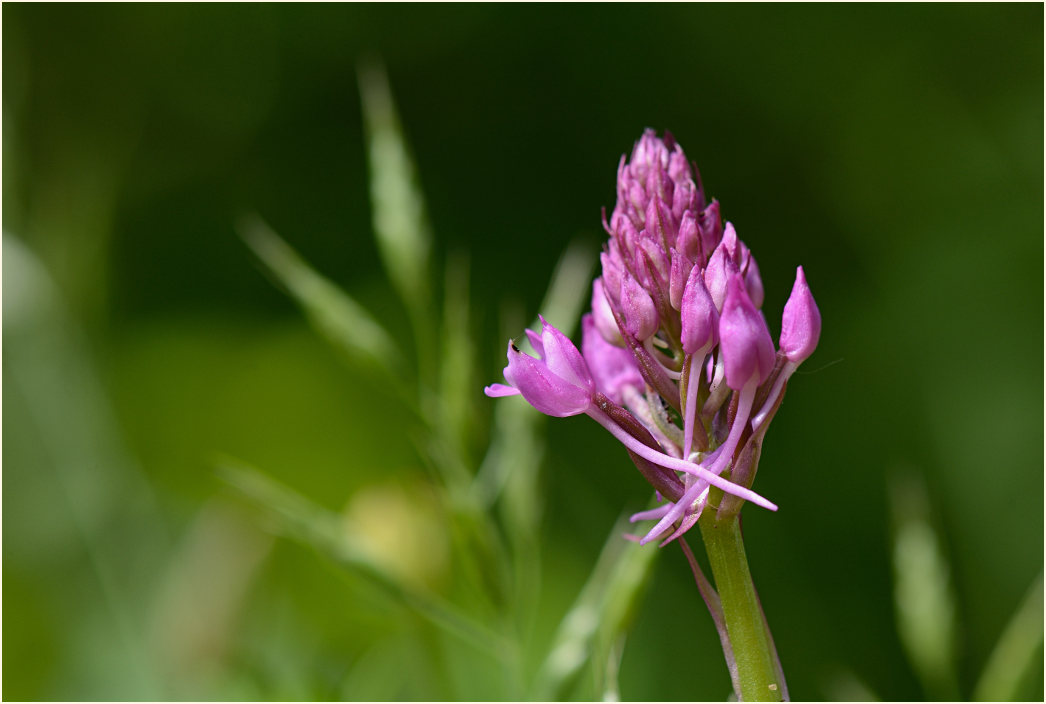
[4,4,1042,701]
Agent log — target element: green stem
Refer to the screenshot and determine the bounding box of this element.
[698,510,786,701]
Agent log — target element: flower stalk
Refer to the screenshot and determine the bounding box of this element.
[699,507,787,701]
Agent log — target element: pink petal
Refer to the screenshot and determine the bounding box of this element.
[484,383,520,398]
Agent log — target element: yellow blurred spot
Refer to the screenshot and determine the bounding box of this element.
[342,482,450,591]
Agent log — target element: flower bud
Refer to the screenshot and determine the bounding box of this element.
[650,197,678,250]
[591,278,624,346]
[668,148,690,182]
[719,274,776,390]
[609,206,628,236]
[668,247,694,311]
[613,129,703,257]
[615,217,641,260]
[740,247,765,309]
[672,179,696,223]
[697,200,723,260]
[779,266,821,365]
[646,157,670,206]
[721,222,741,263]
[600,207,613,237]
[615,154,628,201]
[581,313,643,404]
[631,129,669,179]
[637,236,670,292]
[600,245,625,306]
[704,238,739,312]
[719,222,765,309]
[620,271,659,341]
[680,266,719,355]
[627,181,645,224]
[644,193,664,244]
[676,210,702,264]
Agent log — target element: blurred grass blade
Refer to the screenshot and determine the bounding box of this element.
[435,251,477,471]
[3,233,166,698]
[149,500,273,698]
[472,237,596,644]
[216,457,511,659]
[470,329,546,642]
[479,385,546,642]
[238,215,405,381]
[535,236,596,338]
[972,572,1044,701]
[824,669,881,701]
[339,634,438,701]
[473,235,596,515]
[589,529,659,701]
[888,471,959,700]
[358,59,433,326]
[601,633,626,702]
[536,515,659,700]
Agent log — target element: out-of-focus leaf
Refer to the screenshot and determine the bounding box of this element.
[474,236,595,522]
[589,531,659,701]
[972,572,1044,702]
[418,252,479,496]
[471,237,595,644]
[2,233,166,699]
[823,669,881,701]
[216,457,512,660]
[535,236,596,340]
[339,634,438,701]
[601,633,626,702]
[536,515,660,700]
[435,251,477,468]
[149,500,273,699]
[238,215,405,388]
[888,471,959,700]
[357,59,433,326]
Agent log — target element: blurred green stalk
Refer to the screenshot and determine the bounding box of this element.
[888,472,959,700]
[973,572,1044,702]
[536,514,659,700]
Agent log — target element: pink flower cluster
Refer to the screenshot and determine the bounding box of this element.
[486,130,820,545]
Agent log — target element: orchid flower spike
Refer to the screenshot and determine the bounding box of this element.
[486,128,822,550]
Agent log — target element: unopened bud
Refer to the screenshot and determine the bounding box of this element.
[719,274,776,390]
[779,266,821,365]
[669,248,694,311]
[591,278,624,346]
[680,266,719,355]
[621,271,659,341]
